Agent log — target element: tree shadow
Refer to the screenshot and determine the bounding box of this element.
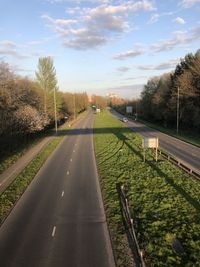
[121,131,200,212]
[58,125,200,211]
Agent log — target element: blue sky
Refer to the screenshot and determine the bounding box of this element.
[1,0,200,98]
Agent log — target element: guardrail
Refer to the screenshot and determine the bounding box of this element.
[116,183,146,267]
[156,148,200,181]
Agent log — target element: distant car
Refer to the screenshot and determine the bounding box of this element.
[122,117,128,122]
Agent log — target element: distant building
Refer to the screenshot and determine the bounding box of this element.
[107,92,118,99]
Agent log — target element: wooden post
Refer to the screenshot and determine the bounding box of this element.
[143,148,146,162]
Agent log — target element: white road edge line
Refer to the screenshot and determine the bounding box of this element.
[52,226,56,237]
[70,158,72,162]
[67,171,69,175]
[62,191,64,197]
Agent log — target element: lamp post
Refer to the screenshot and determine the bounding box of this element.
[54,86,58,133]
[176,86,180,134]
[73,93,76,120]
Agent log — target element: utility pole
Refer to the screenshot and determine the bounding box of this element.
[54,86,58,133]
[176,86,180,134]
[73,93,76,120]
[135,99,138,121]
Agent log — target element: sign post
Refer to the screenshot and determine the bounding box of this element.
[126,106,133,114]
[142,137,159,162]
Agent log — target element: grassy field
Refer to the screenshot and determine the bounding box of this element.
[93,110,200,267]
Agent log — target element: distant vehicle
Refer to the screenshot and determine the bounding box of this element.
[122,117,128,122]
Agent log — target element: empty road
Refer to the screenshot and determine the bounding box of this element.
[0,111,115,267]
[111,109,200,171]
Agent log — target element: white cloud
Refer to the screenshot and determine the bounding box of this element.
[148,12,173,24]
[106,84,144,98]
[137,59,179,70]
[0,40,44,60]
[85,8,129,32]
[113,46,145,60]
[174,17,186,24]
[42,1,155,50]
[0,40,30,59]
[47,0,111,3]
[41,14,77,31]
[88,1,154,15]
[63,33,107,49]
[151,24,200,52]
[117,66,130,72]
[148,13,159,24]
[124,75,147,81]
[179,0,200,8]
[0,40,17,49]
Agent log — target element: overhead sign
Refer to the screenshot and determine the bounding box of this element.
[143,137,159,148]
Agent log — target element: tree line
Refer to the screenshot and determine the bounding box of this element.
[111,49,200,133]
[0,57,88,155]
[140,49,200,132]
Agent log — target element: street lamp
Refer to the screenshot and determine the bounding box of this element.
[176,86,180,134]
[73,93,76,120]
[53,86,58,133]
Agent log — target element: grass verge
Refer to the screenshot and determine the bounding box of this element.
[0,134,46,175]
[0,116,77,175]
[93,110,200,267]
[0,134,63,225]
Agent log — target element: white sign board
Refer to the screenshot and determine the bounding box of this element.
[143,138,159,148]
[126,106,133,114]
[142,137,159,162]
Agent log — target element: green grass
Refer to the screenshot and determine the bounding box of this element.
[0,134,63,224]
[0,135,45,175]
[93,110,200,267]
[0,117,76,176]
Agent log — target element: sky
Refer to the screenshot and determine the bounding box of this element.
[1,0,200,99]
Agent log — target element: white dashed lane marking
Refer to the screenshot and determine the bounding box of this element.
[52,226,56,237]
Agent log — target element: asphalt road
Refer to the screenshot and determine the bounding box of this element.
[0,111,115,267]
[110,109,200,171]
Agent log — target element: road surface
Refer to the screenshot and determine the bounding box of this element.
[110,109,200,171]
[0,111,115,267]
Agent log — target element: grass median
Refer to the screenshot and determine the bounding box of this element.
[93,110,200,267]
